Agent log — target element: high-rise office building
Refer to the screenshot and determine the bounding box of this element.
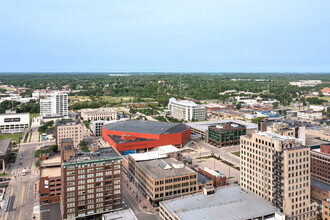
[240,132,316,219]
[60,144,122,219]
[40,92,68,118]
[167,98,206,121]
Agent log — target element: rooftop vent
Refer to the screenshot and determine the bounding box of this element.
[158,160,171,170]
[172,162,184,169]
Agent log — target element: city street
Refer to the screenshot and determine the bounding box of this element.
[4,142,40,220]
[30,117,41,143]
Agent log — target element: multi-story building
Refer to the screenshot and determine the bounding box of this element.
[198,167,226,188]
[311,144,330,184]
[56,120,82,148]
[322,198,330,220]
[128,156,198,206]
[207,123,246,147]
[80,108,118,122]
[90,121,105,136]
[0,111,29,134]
[40,92,68,118]
[168,98,206,121]
[60,144,122,219]
[240,132,315,219]
[297,111,322,121]
[39,166,62,205]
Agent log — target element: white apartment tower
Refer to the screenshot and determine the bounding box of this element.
[168,98,206,121]
[40,92,68,118]
[240,132,316,219]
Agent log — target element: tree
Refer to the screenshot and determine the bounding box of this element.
[318,92,324,97]
[79,140,90,152]
[236,102,242,110]
[272,102,279,108]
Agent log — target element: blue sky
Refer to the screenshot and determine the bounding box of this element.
[1,0,330,72]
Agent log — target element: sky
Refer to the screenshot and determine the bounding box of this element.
[0,0,330,72]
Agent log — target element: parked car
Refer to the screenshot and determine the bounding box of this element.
[0,178,3,182]
[19,155,23,159]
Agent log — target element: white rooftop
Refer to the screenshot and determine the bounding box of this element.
[187,120,257,132]
[169,98,202,108]
[256,132,302,142]
[102,209,137,220]
[130,145,180,161]
[161,185,283,220]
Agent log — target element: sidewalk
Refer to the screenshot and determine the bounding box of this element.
[122,174,156,214]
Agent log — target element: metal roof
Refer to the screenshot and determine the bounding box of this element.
[161,185,282,220]
[187,120,257,133]
[103,120,189,135]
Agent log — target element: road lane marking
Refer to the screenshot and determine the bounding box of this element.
[18,184,25,220]
[123,187,139,213]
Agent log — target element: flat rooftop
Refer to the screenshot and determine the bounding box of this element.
[187,120,257,133]
[41,167,61,178]
[130,145,180,161]
[161,185,281,220]
[256,132,301,142]
[209,122,245,130]
[103,120,189,135]
[311,178,330,192]
[137,157,195,180]
[40,154,61,167]
[305,134,329,147]
[62,147,121,164]
[102,209,137,220]
[0,138,11,155]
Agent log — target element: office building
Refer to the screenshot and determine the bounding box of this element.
[311,144,330,184]
[160,185,285,220]
[40,92,68,118]
[80,108,118,122]
[240,132,315,219]
[102,120,190,153]
[0,111,29,134]
[167,98,206,121]
[297,111,322,121]
[128,156,198,206]
[56,120,82,148]
[207,122,246,147]
[60,144,122,219]
[90,121,105,136]
[39,166,62,205]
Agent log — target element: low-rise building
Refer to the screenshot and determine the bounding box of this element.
[311,178,330,202]
[198,167,226,188]
[0,111,29,134]
[102,209,137,220]
[80,108,118,122]
[0,138,11,172]
[159,185,285,220]
[297,110,322,121]
[322,198,330,220]
[55,120,82,148]
[207,122,246,147]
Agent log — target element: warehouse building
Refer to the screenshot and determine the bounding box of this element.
[102,120,191,153]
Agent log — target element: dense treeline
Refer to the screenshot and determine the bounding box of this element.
[0,73,329,106]
[0,100,39,114]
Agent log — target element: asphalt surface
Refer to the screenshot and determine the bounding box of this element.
[4,142,40,220]
[122,184,159,220]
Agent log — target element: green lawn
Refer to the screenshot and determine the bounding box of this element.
[231,151,240,157]
[319,96,330,102]
[0,133,23,143]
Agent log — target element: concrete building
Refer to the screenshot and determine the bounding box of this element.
[240,132,316,219]
[159,185,285,220]
[297,111,322,121]
[207,122,246,147]
[55,120,83,148]
[60,145,122,219]
[80,108,118,122]
[40,92,68,118]
[128,156,199,206]
[0,138,11,172]
[168,98,206,121]
[90,120,105,136]
[102,120,191,153]
[311,144,330,184]
[0,111,29,134]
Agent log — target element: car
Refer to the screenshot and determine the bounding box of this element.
[19,155,23,159]
[0,178,3,182]
[19,162,22,166]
